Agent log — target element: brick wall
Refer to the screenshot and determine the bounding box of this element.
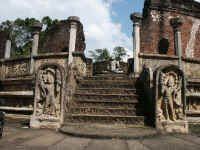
[141,0,200,58]
[39,20,86,54]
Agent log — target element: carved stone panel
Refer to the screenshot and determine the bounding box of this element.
[186,86,200,113]
[5,59,30,78]
[155,65,188,133]
[30,63,65,129]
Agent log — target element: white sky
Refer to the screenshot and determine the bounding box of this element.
[0,0,132,58]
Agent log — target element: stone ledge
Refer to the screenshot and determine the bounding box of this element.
[33,52,69,59]
[186,111,200,115]
[0,107,33,112]
[139,53,179,60]
[0,91,33,97]
[139,53,200,64]
[148,0,200,18]
[186,93,200,97]
[0,56,30,62]
[60,123,158,140]
[157,121,189,134]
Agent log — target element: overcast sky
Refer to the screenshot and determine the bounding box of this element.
[0,0,145,58]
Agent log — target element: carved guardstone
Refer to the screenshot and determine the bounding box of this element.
[30,64,65,129]
[155,65,188,133]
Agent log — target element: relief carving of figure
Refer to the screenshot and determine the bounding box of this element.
[36,66,62,118]
[158,71,183,122]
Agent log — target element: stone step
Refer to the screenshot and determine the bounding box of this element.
[70,107,143,116]
[72,100,140,108]
[76,88,137,95]
[66,114,145,126]
[74,93,138,101]
[0,91,34,98]
[0,106,33,112]
[82,75,132,81]
[78,80,136,89]
[0,78,34,91]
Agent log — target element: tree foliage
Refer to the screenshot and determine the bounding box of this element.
[112,46,127,61]
[89,46,128,62]
[89,48,112,62]
[0,16,60,57]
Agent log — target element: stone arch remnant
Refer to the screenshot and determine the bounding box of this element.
[155,65,188,133]
[30,63,65,129]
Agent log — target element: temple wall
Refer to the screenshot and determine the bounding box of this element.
[73,54,87,77]
[141,0,200,58]
[39,20,85,54]
[34,53,68,71]
[139,53,200,119]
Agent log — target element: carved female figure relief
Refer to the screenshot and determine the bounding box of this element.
[36,66,62,119]
[158,71,183,122]
[161,77,176,121]
[155,66,188,133]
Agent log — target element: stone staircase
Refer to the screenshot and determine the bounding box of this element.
[66,73,145,126]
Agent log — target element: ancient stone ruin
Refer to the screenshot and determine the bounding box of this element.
[1,0,200,134]
[155,65,188,133]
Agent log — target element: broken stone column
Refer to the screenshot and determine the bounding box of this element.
[4,39,11,59]
[170,18,184,69]
[68,16,79,65]
[30,21,42,74]
[130,13,142,74]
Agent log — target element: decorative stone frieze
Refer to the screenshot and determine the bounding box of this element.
[4,58,31,78]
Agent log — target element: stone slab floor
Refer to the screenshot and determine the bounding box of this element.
[0,116,200,150]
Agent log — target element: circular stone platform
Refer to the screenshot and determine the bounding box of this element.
[59,123,158,139]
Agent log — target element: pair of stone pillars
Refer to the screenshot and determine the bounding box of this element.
[4,22,42,60]
[4,16,80,73]
[130,13,184,73]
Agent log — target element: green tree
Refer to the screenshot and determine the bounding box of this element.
[112,46,127,62]
[0,17,39,57]
[0,16,60,57]
[89,48,112,62]
[42,16,59,31]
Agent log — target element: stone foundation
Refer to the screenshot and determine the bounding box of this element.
[157,120,188,134]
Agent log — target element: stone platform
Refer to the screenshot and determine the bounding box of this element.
[0,115,200,150]
[60,123,157,139]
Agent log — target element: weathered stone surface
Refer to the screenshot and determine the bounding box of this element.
[1,117,200,150]
[39,19,85,54]
[130,13,142,73]
[49,137,91,150]
[85,140,127,150]
[155,65,188,133]
[141,0,200,58]
[30,63,66,129]
[93,61,128,74]
[65,73,145,126]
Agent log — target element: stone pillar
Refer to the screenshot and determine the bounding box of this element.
[30,22,42,74]
[130,13,142,74]
[170,18,184,69]
[4,39,11,58]
[68,16,79,65]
